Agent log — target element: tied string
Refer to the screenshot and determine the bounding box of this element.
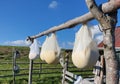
[98,24,111,32]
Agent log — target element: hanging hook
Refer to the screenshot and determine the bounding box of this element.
[27,36,34,43]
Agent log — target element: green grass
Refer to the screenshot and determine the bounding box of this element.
[0,46,93,84]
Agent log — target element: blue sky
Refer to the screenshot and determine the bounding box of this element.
[0,0,120,49]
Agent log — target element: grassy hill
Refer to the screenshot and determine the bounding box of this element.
[0,46,93,84]
[0,46,29,59]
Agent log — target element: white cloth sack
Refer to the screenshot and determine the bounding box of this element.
[40,36,49,61]
[29,39,40,60]
[72,24,99,69]
[40,33,61,64]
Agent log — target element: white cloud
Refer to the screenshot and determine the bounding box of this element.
[61,41,74,49]
[90,25,103,44]
[3,40,32,46]
[90,25,102,37]
[95,35,103,44]
[67,42,74,46]
[49,1,58,9]
[61,42,66,48]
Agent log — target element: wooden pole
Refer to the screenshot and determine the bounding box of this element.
[13,51,16,84]
[27,0,120,40]
[99,55,104,84]
[28,59,33,84]
[62,52,69,84]
[94,55,105,84]
[61,55,66,84]
[13,50,20,84]
[86,0,119,83]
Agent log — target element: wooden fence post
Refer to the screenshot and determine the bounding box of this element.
[13,50,20,84]
[13,50,16,84]
[61,51,69,84]
[28,59,33,84]
[94,55,105,84]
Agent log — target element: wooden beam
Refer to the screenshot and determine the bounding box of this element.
[86,0,119,83]
[28,0,120,40]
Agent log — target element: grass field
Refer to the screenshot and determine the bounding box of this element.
[0,46,93,84]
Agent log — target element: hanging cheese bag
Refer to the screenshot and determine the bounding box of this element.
[72,24,99,69]
[40,36,48,61]
[29,39,40,60]
[40,33,61,64]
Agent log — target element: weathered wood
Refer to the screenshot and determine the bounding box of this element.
[93,55,104,84]
[93,60,101,84]
[61,52,69,84]
[65,75,74,82]
[28,60,33,84]
[27,0,120,40]
[104,11,119,84]
[86,0,119,84]
[65,71,77,79]
[99,55,104,84]
[80,79,94,84]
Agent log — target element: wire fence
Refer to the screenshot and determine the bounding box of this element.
[0,61,93,77]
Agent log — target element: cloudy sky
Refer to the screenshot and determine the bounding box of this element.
[0,0,120,49]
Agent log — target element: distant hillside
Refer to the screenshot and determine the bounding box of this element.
[0,46,29,60]
[0,46,70,60]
